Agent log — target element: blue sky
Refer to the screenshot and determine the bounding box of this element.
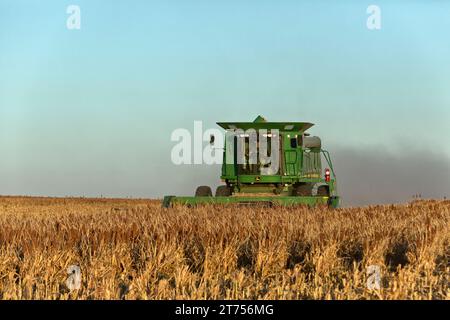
[1,1,449,203]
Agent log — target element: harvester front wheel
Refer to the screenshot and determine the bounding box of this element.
[215,185,231,197]
[195,186,212,197]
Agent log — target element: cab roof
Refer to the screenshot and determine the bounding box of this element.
[217,115,314,132]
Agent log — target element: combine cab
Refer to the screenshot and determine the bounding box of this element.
[162,116,339,208]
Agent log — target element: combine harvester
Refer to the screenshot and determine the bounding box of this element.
[163,116,339,208]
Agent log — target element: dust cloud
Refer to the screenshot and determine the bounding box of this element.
[330,146,450,206]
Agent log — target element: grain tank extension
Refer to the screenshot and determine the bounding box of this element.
[162,116,339,208]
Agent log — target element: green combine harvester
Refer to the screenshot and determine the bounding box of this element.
[162,116,339,208]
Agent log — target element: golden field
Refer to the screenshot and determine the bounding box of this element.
[0,196,448,300]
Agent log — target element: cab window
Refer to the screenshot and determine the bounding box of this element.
[290,138,297,148]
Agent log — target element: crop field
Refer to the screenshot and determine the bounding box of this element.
[0,196,448,300]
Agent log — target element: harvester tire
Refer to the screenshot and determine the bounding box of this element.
[215,185,231,197]
[195,186,212,197]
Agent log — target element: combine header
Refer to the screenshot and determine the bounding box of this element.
[163,116,339,208]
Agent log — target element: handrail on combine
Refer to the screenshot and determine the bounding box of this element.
[321,149,338,197]
[321,149,336,179]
